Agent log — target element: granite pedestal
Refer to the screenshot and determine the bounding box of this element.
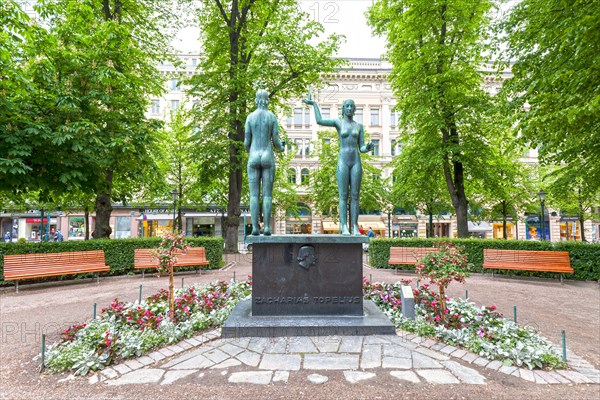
[222,235,396,337]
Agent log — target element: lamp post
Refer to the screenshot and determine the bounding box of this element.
[171,188,178,233]
[538,190,546,241]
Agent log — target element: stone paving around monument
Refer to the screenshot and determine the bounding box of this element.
[87,328,600,387]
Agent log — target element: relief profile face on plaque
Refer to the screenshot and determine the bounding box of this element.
[297,245,317,270]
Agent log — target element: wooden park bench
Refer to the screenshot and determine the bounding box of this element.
[483,249,573,283]
[3,250,110,293]
[388,247,440,273]
[134,247,209,278]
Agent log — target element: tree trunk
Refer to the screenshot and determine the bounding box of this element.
[441,127,469,238]
[428,207,434,238]
[502,200,508,239]
[438,285,446,322]
[84,206,90,240]
[92,171,113,239]
[169,269,175,313]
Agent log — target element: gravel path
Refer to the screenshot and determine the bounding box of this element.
[1,253,598,400]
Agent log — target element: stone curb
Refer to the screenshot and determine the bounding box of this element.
[89,328,599,386]
[399,329,600,385]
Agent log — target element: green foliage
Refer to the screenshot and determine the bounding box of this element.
[369,238,600,280]
[500,0,600,193]
[367,0,502,237]
[0,237,223,285]
[187,0,343,251]
[415,242,469,289]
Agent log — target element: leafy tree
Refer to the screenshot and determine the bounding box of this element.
[0,1,35,193]
[188,0,342,252]
[155,106,199,232]
[500,0,600,193]
[22,0,181,239]
[546,172,600,243]
[390,140,451,238]
[367,0,500,237]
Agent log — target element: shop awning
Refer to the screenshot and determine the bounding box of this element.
[322,221,339,231]
[360,222,387,230]
[468,221,492,232]
[136,214,173,221]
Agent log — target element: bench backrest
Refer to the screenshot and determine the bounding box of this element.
[483,249,572,271]
[134,247,207,267]
[389,247,440,264]
[3,250,107,279]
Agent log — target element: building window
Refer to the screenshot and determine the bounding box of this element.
[115,217,131,239]
[150,100,160,114]
[371,139,380,156]
[288,168,297,184]
[301,168,310,185]
[191,58,197,66]
[286,115,293,127]
[295,138,303,156]
[304,108,310,126]
[171,78,180,91]
[322,107,331,119]
[355,108,363,124]
[304,139,311,157]
[370,108,380,126]
[68,217,85,238]
[293,108,303,126]
[390,111,397,128]
[171,100,180,111]
[391,139,402,156]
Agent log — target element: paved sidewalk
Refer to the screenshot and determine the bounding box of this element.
[89,329,600,388]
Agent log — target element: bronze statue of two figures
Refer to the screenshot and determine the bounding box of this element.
[245,89,373,236]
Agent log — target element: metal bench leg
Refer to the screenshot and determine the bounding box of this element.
[96,273,100,284]
[560,274,563,284]
[15,281,19,294]
[142,269,145,279]
[491,270,494,279]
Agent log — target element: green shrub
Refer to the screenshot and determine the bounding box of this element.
[370,238,600,281]
[0,237,224,285]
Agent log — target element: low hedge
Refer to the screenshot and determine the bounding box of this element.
[369,238,600,281]
[0,236,224,286]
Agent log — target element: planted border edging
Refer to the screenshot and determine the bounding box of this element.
[0,237,224,285]
[369,238,600,281]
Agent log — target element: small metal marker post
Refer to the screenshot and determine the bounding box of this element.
[513,305,517,323]
[233,271,236,283]
[369,274,372,283]
[40,334,46,371]
[139,284,143,304]
[562,330,567,362]
[181,277,184,289]
[465,290,469,300]
[93,303,97,320]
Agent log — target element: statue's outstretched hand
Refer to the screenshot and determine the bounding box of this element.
[302,92,316,106]
[366,141,375,151]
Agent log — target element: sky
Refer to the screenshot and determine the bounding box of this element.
[172,0,387,58]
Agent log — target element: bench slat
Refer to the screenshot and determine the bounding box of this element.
[388,247,440,265]
[3,250,109,281]
[134,247,209,270]
[483,249,573,274]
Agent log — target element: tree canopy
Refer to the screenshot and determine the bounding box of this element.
[367,0,501,237]
[500,0,600,194]
[188,0,342,251]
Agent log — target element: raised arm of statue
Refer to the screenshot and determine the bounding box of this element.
[303,92,339,128]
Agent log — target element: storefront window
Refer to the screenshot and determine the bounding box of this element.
[68,217,85,237]
[115,216,131,239]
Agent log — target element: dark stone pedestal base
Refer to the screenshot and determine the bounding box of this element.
[221,300,396,338]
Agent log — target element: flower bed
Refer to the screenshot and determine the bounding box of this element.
[364,278,566,370]
[45,280,251,375]
[45,277,564,376]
